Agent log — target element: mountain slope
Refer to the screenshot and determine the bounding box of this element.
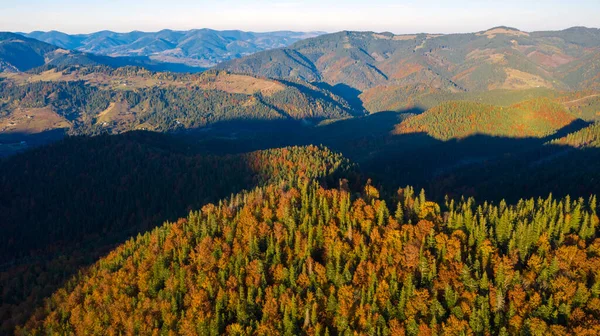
[0,66,359,139]
[220,27,600,112]
[0,32,78,72]
[0,134,352,333]
[23,29,324,68]
[19,178,600,335]
[0,32,206,73]
[394,98,577,140]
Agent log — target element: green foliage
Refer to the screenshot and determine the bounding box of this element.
[550,122,600,148]
[221,27,600,109]
[18,178,600,335]
[561,94,600,121]
[395,98,576,140]
[0,68,355,134]
[0,136,353,334]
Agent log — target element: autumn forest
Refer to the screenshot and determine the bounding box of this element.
[1,10,600,336]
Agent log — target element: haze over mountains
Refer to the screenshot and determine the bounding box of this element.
[20,29,325,68]
[0,32,208,73]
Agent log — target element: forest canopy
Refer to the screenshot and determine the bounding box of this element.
[18,175,600,335]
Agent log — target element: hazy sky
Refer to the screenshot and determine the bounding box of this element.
[2,0,598,34]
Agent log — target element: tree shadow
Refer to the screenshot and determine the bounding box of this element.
[0,130,349,333]
[179,116,597,203]
[314,82,366,114]
[0,129,67,158]
[2,115,599,333]
[182,108,424,157]
[359,119,598,203]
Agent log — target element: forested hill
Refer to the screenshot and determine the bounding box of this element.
[394,98,577,140]
[0,134,354,333]
[19,176,600,335]
[3,25,600,336]
[0,134,348,262]
[0,66,358,139]
[220,27,600,112]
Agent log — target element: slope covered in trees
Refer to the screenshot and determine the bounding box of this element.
[19,177,600,335]
[550,122,600,148]
[0,134,351,261]
[394,98,577,140]
[0,134,354,333]
[2,25,600,336]
[0,66,357,138]
[169,93,598,204]
[361,87,562,114]
[220,27,600,112]
[557,93,600,121]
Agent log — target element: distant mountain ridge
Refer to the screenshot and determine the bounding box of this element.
[219,26,600,112]
[20,29,325,68]
[0,32,207,73]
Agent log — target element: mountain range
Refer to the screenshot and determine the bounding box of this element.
[2,24,600,335]
[0,32,208,73]
[20,29,325,68]
[220,26,600,112]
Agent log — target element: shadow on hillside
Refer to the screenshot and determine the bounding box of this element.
[88,54,206,73]
[314,82,366,113]
[275,79,367,117]
[0,129,67,158]
[0,130,349,333]
[181,116,596,203]
[357,119,597,202]
[2,117,600,332]
[184,109,423,156]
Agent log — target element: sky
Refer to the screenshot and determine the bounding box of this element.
[1,0,599,34]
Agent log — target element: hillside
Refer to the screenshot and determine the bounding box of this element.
[23,29,324,68]
[394,98,577,140]
[220,27,600,112]
[0,32,205,73]
[172,93,599,203]
[557,92,600,121]
[550,121,600,148]
[0,134,352,261]
[0,135,353,333]
[419,123,600,203]
[19,177,600,335]
[3,24,600,336]
[0,66,358,139]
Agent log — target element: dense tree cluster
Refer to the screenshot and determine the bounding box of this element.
[550,122,600,148]
[0,68,354,134]
[0,135,352,333]
[555,92,600,121]
[3,27,600,336]
[0,135,350,260]
[394,99,576,140]
[19,177,600,335]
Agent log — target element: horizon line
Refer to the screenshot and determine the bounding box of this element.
[9,25,599,36]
